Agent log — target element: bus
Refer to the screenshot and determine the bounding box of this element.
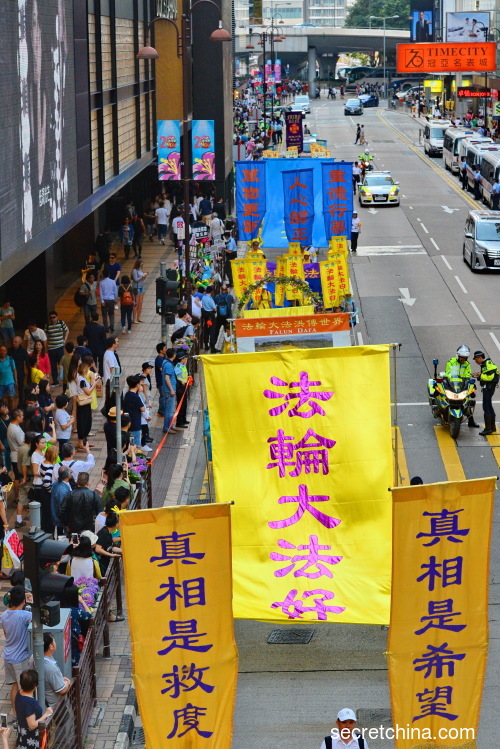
[344,66,421,94]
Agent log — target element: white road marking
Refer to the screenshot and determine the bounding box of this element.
[399,288,416,306]
[419,222,429,233]
[454,276,468,294]
[489,332,500,352]
[357,331,364,345]
[430,238,440,252]
[441,256,452,270]
[356,245,425,255]
[470,301,486,323]
[442,205,459,213]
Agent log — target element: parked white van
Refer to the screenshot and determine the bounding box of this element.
[480,151,500,207]
[423,120,451,157]
[443,128,474,173]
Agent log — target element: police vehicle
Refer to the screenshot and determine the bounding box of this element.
[358,171,401,207]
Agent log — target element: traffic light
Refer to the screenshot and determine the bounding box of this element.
[156,271,180,316]
[23,532,74,626]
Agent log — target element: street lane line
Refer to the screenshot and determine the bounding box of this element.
[434,425,466,482]
[489,446,500,469]
[419,222,429,234]
[441,256,452,270]
[356,331,364,345]
[454,275,468,294]
[393,426,409,486]
[470,301,486,323]
[486,433,500,447]
[430,238,441,252]
[489,332,500,352]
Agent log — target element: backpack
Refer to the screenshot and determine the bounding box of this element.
[324,736,365,749]
[66,462,77,490]
[74,283,90,307]
[171,325,189,344]
[216,294,229,317]
[121,287,134,306]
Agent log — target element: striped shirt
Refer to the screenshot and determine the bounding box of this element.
[45,321,68,350]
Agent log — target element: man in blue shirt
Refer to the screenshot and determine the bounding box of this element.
[1,585,33,713]
[0,345,17,411]
[162,348,178,433]
[201,287,217,353]
[199,196,212,225]
[123,375,146,448]
[224,232,237,285]
[155,343,167,416]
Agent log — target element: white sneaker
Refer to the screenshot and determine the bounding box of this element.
[141,444,153,452]
[122,327,126,334]
[127,329,131,334]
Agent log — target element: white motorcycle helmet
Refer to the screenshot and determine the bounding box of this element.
[457,345,470,358]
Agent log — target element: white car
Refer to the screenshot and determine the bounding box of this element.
[292,95,311,114]
[359,171,401,207]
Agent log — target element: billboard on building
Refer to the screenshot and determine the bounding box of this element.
[1,0,78,260]
[410,9,434,42]
[396,42,497,74]
[446,12,490,42]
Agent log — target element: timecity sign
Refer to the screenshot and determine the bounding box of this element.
[396,42,497,73]
[457,87,490,98]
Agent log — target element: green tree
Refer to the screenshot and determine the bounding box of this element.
[344,0,410,29]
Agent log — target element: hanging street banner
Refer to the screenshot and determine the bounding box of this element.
[396,42,497,73]
[389,478,495,749]
[322,162,353,240]
[202,346,393,623]
[157,120,181,181]
[274,59,282,83]
[236,162,267,241]
[283,169,315,245]
[121,504,238,749]
[192,120,215,180]
[285,111,304,152]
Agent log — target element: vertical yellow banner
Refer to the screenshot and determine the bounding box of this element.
[329,236,348,254]
[285,254,304,301]
[288,242,302,256]
[389,478,495,749]
[274,256,286,307]
[202,346,393,624]
[320,260,338,308]
[121,504,238,749]
[246,258,267,305]
[231,259,248,298]
[333,251,350,299]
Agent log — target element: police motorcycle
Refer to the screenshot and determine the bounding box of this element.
[427,358,477,440]
[359,150,374,176]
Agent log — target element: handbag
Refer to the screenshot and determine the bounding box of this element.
[77,391,93,406]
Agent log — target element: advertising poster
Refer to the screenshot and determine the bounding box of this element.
[410,9,434,42]
[446,12,490,42]
[157,120,181,181]
[274,59,282,83]
[192,119,215,180]
[396,42,497,73]
[285,111,304,152]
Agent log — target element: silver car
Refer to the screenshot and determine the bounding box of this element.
[463,210,500,271]
[358,171,401,207]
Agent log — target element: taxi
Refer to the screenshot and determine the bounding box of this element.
[358,171,401,207]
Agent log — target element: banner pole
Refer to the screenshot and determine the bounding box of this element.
[391,343,400,487]
[199,360,215,502]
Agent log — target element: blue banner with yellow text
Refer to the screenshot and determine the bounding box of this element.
[322,162,353,239]
[236,161,267,241]
[282,168,314,245]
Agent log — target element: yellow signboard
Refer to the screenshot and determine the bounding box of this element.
[202,346,393,624]
[389,478,495,749]
[121,504,238,749]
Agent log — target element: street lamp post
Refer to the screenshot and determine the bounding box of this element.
[137,7,231,298]
[370,15,399,99]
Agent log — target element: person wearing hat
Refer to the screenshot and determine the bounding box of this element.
[174,354,190,429]
[473,350,499,435]
[103,408,132,462]
[320,708,366,749]
[445,345,479,428]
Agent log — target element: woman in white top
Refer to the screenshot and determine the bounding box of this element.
[131,259,149,324]
[76,361,98,447]
[67,535,101,580]
[30,434,53,534]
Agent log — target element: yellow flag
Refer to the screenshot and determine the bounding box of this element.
[288,242,302,256]
[320,260,338,308]
[285,254,304,301]
[202,346,393,624]
[231,259,248,299]
[329,236,348,254]
[389,478,495,749]
[332,250,350,299]
[274,256,287,307]
[121,504,238,749]
[246,258,267,305]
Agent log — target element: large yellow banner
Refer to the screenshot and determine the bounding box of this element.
[320,260,338,308]
[202,346,392,623]
[389,478,495,749]
[120,504,238,748]
[231,259,248,298]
